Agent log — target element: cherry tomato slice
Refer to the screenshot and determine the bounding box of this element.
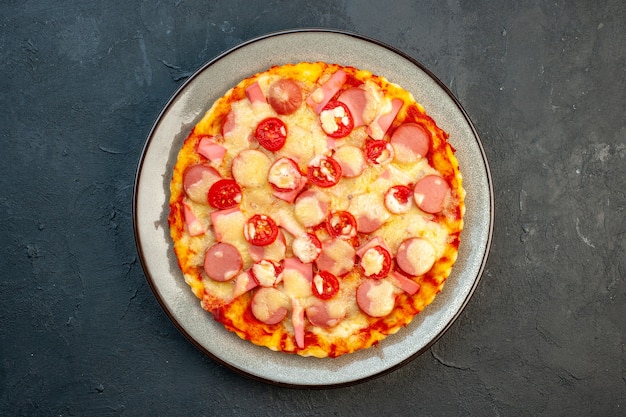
[207,178,242,209]
[384,185,413,214]
[312,271,340,300]
[255,117,287,151]
[320,101,354,138]
[326,210,357,239]
[307,155,342,188]
[360,245,392,279]
[365,138,394,165]
[244,214,279,246]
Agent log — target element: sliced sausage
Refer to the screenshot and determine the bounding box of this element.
[231,149,272,188]
[396,237,437,277]
[182,164,221,204]
[291,297,305,348]
[315,238,355,277]
[356,278,396,317]
[333,145,366,178]
[413,175,450,214]
[390,123,430,164]
[293,189,330,227]
[267,78,302,115]
[203,242,242,282]
[306,300,346,328]
[251,287,290,325]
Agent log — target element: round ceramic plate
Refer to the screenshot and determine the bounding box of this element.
[133,29,493,388]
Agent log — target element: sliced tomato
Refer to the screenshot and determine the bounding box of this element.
[384,185,413,214]
[326,210,357,239]
[365,138,394,165]
[307,155,342,188]
[267,78,303,115]
[359,245,392,279]
[268,157,303,191]
[319,101,354,138]
[207,178,242,209]
[255,117,287,151]
[312,271,340,300]
[244,214,279,246]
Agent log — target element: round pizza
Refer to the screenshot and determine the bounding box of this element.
[168,62,465,358]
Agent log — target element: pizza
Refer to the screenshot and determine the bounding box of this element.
[168,62,465,358]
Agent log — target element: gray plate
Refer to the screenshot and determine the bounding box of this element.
[133,29,493,388]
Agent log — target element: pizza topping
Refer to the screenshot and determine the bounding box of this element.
[348,193,391,233]
[384,185,413,214]
[306,69,347,113]
[294,189,330,227]
[251,259,283,287]
[267,78,303,115]
[232,270,259,298]
[291,297,306,348]
[249,230,286,263]
[268,157,303,191]
[251,287,290,325]
[182,202,205,236]
[244,214,279,247]
[413,175,451,214]
[255,117,287,151]
[292,233,322,264]
[337,86,368,127]
[245,81,266,105]
[396,237,437,276]
[390,123,430,164]
[311,271,340,300]
[316,238,356,277]
[356,278,396,317]
[197,136,227,164]
[231,149,272,188]
[387,270,420,295]
[207,178,242,209]
[204,242,243,282]
[365,138,395,165]
[366,98,403,140]
[359,245,392,279]
[306,300,346,328]
[319,101,354,138]
[182,164,221,204]
[307,155,343,187]
[210,207,245,242]
[333,145,366,177]
[222,110,236,137]
[326,210,357,239]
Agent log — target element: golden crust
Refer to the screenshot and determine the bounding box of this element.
[169,62,464,358]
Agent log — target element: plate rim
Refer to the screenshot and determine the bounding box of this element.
[132,28,494,388]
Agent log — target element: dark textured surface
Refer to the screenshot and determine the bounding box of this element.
[1,0,624,415]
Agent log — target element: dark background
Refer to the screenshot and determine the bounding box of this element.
[1,1,624,415]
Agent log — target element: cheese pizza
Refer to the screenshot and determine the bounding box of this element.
[168,62,465,358]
